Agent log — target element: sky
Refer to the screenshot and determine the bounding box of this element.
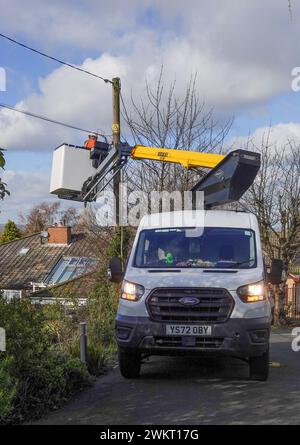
[0,0,300,223]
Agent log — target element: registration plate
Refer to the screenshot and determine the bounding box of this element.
[166,325,212,336]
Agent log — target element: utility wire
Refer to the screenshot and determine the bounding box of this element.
[0,32,112,84]
[0,102,110,138]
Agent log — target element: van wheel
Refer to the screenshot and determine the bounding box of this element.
[249,347,269,381]
[118,348,141,378]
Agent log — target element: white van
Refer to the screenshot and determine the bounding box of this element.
[109,210,283,381]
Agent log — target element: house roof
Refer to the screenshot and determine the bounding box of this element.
[30,270,99,301]
[0,232,100,290]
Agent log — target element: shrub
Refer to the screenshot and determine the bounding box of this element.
[85,343,111,376]
[42,299,85,353]
[0,297,89,424]
[0,357,17,420]
[0,298,50,367]
[84,227,132,373]
[0,227,132,422]
[40,228,132,376]
[85,265,120,374]
[7,353,89,423]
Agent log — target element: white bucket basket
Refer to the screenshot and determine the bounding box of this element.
[50,144,95,199]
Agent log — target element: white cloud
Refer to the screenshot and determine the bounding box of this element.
[1,1,300,221]
[0,32,294,152]
[0,55,122,150]
[0,0,300,152]
[230,122,300,151]
[0,169,82,223]
[0,169,50,222]
[0,0,146,51]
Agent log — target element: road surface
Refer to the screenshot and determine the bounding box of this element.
[37,330,300,425]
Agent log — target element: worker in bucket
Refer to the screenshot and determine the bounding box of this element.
[84,132,98,150]
[84,132,110,168]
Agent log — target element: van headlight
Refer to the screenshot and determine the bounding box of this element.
[121,281,145,302]
[237,281,266,303]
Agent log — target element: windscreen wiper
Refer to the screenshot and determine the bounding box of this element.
[225,258,255,268]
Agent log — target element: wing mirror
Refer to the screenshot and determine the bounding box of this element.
[108,256,124,283]
[267,259,284,285]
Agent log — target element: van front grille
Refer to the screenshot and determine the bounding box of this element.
[154,336,224,348]
[147,288,234,323]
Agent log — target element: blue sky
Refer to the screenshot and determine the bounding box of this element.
[0,0,300,223]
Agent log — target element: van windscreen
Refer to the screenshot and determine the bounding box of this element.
[134,227,256,269]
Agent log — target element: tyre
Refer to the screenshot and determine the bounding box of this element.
[249,347,269,381]
[118,348,141,378]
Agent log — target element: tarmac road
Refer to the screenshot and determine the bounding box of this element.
[37,330,300,425]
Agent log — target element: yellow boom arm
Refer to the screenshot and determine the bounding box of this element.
[131,145,225,169]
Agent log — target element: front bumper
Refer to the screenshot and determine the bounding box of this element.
[115,315,270,358]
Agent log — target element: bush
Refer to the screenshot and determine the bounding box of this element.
[34,295,113,377]
[83,227,131,374]
[0,298,50,367]
[85,265,120,374]
[85,343,112,376]
[0,228,132,422]
[42,299,85,353]
[0,357,17,419]
[0,298,89,424]
[6,353,88,423]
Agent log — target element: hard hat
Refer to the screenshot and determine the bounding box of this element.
[89,132,98,138]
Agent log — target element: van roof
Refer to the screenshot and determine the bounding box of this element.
[139,210,257,230]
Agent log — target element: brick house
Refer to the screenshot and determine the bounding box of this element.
[0,225,100,301]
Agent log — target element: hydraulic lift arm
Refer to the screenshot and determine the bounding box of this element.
[80,144,225,202]
[131,145,225,169]
[82,144,260,208]
[50,142,260,209]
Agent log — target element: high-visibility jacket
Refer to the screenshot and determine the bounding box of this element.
[84,138,96,150]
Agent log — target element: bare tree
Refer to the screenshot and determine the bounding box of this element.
[19,202,80,234]
[239,132,300,322]
[76,206,112,243]
[122,70,233,195]
[85,72,233,256]
[60,206,81,227]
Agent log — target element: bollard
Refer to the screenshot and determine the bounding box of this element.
[79,322,88,363]
[0,327,6,352]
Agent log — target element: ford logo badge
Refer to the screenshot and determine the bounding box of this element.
[179,296,200,306]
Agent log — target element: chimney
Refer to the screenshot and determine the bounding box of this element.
[47,225,71,245]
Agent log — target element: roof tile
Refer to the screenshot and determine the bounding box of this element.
[0,232,100,290]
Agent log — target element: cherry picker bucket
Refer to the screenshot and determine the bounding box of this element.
[192,149,261,209]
